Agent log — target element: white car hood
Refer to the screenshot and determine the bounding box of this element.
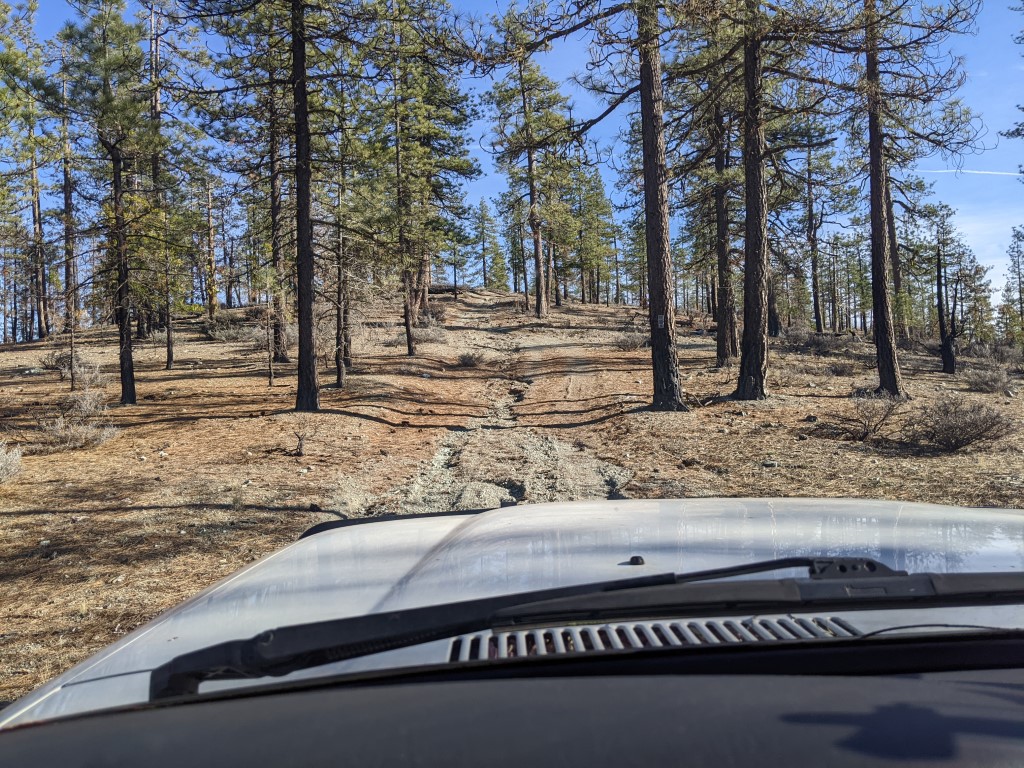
[4,497,1024,728]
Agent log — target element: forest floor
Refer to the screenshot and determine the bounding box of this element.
[1,289,1023,703]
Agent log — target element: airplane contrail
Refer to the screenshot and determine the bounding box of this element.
[917,169,1020,176]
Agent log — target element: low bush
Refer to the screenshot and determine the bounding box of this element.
[414,326,447,344]
[963,366,1010,394]
[837,393,904,441]
[827,361,856,377]
[785,331,856,357]
[457,351,485,368]
[0,441,21,484]
[40,389,117,450]
[614,332,650,351]
[905,395,1015,452]
[419,302,448,324]
[200,314,249,342]
[41,349,74,375]
[251,322,297,352]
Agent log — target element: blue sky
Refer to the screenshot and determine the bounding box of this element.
[36,0,1024,293]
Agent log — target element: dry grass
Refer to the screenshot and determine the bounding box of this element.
[1,296,1022,705]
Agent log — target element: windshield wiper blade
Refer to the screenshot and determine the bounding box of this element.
[148,556,901,701]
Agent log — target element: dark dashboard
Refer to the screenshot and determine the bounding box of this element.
[3,668,1024,766]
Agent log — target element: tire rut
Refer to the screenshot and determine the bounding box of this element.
[361,299,633,516]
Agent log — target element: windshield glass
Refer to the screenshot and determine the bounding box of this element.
[0,0,1022,720]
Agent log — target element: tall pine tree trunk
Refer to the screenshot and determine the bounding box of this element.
[636,0,685,410]
[518,60,547,319]
[884,173,907,339]
[806,146,824,335]
[292,0,319,411]
[205,180,218,319]
[936,241,956,373]
[62,114,78,334]
[30,146,48,339]
[107,144,136,405]
[269,71,290,364]
[735,0,770,401]
[865,0,904,396]
[714,105,738,367]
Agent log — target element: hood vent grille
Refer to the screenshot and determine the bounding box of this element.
[447,616,860,663]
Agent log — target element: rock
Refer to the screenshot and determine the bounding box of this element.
[422,373,431,379]
[762,460,779,468]
[298,468,309,475]
[39,539,50,547]
[797,434,809,441]
[158,451,168,458]
[241,479,251,487]
[453,481,515,511]
[804,415,819,423]
[308,503,322,512]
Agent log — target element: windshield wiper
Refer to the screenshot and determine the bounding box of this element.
[149,556,912,700]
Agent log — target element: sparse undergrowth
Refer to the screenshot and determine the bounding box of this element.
[614,331,650,351]
[36,389,117,452]
[837,393,904,441]
[905,395,1016,452]
[963,365,1011,394]
[0,440,21,483]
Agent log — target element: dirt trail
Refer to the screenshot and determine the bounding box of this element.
[362,293,634,514]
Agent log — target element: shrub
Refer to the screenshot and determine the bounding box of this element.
[41,349,74,375]
[290,412,321,457]
[992,344,1023,369]
[614,332,650,351]
[838,393,904,441]
[40,390,117,450]
[419,301,447,324]
[72,361,111,390]
[785,331,855,357]
[963,366,1010,394]
[906,395,1015,452]
[0,441,21,484]
[201,314,250,341]
[41,350,95,381]
[414,326,447,344]
[827,361,856,377]
[251,322,297,352]
[457,351,485,368]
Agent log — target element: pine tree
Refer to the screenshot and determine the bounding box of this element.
[64,0,151,405]
[474,199,507,290]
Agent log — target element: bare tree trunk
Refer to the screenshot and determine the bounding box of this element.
[269,70,290,364]
[636,0,685,410]
[865,0,904,396]
[549,241,560,308]
[335,180,346,389]
[30,145,48,339]
[107,143,136,405]
[206,180,218,320]
[714,105,738,367]
[735,0,769,401]
[805,146,824,335]
[884,173,907,339]
[518,60,547,319]
[61,73,78,334]
[936,241,955,374]
[403,270,416,357]
[292,0,319,411]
